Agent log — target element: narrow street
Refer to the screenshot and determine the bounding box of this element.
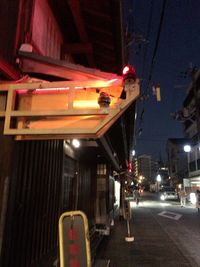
[95,192,200,267]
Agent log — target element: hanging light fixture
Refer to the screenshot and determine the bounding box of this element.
[121,64,137,99]
[72,139,80,148]
[98,92,111,109]
[122,64,136,81]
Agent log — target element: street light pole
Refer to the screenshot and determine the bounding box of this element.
[156,174,161,192]
[183,144,191,185]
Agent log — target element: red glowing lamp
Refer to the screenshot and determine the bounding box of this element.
[122,64,136,81]
[128,162,132,173]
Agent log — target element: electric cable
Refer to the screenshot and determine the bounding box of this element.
[146,0,167,94]
[137,0,167,140]
[141,0,154,83]
[138,0,154,137]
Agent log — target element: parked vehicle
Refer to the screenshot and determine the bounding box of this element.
[150,183,156,192]
[160,187,178,201]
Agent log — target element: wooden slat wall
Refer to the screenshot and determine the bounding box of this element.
[31,0,63,59]
[0,122,14,255]
[0,0,65,65]
[78,165,92,216]
[62,155,77,211]
[0,139,63,267]
[77,151,97,223]
[62,151,96,222]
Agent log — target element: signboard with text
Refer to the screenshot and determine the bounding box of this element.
[59,211,91,267]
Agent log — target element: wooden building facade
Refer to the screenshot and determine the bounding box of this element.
[0,0,138,266]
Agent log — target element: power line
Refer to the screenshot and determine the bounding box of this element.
[141,0,154,81]
[137,0,154,139]
[146,0,167,93]
[137,0,167,140]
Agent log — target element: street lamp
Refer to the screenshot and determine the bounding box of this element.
[183,144,191,153]
[156,174,161,182]
[132,150,136,156]
[72,139,80,148]
[156,174,161,192]
[183,144,191,190]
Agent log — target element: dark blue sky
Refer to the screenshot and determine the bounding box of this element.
[124,0,200,161]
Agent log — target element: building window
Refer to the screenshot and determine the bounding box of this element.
[189,161,196,172]
[97,164,107,175]
[197,159,200,170]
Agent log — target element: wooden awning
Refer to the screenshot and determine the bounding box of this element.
[0,59,139,140]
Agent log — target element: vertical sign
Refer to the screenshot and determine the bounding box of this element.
[59,211,91,267]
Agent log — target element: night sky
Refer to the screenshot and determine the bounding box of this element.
[124,0,200,161]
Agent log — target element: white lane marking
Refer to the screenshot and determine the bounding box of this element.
[158,211,182,220]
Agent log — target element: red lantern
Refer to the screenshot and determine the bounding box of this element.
[122,64,136,81]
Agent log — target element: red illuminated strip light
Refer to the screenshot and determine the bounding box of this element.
[15,78,121,95]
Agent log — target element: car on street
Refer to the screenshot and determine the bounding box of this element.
[159,187,178,201]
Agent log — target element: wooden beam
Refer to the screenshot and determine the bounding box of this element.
[86,24,113,37]
[68,0,88,41]
[15,133,98,140]
[4,109,109,117]
[4,127,97,135]
[62,43,93,54]
[4,89,13,134]
[0,79,122,91]
[94,40,114,51]
[83,7,112,20]
[18,51,118,80]
[0,111,5,117]
[67,0,95,67]
[0,54,21,80]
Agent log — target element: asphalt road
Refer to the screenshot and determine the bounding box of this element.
[95,192,200,267]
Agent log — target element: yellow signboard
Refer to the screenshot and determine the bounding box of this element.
[59,211,91,267]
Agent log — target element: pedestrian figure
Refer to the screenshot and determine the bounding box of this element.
[196,190,200,212]
[179,189,187,207]
[133,188,140,205]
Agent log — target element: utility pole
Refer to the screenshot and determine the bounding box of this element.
[191,68,200,143]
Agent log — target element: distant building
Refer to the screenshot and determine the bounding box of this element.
[158,165,170,186]
[132,157,138,178]
[180,69,200,189]
[166,138,189,186]
[151,159,159,182]
[137,154,159,183]
[138,154,151,180]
